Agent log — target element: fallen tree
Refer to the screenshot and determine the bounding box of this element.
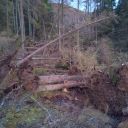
[1,64,128,116]
[17,16,112,67]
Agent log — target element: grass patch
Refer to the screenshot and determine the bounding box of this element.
[3,106,44,128]
[108,65,120,86]
[33,67,46,75]
[55,61,69,70]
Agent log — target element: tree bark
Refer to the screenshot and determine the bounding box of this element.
[58,0,61,51]
[6,0,9,35]
[15,0,19,36]
[77,0,80,51]
[19,0,25,47]
[37,81,85,92]
[39,75,87,85]
[27,0,32,37]
[12,0,16,33]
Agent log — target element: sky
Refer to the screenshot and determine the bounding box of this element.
[70,0,119,11]
[70,0,86,11]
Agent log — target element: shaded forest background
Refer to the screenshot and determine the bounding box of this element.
[0,0,128,47]
[0,0,128,60]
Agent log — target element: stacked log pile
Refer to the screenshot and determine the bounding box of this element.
[36,69,128,116]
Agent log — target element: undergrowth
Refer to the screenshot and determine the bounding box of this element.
[2,106,44,128]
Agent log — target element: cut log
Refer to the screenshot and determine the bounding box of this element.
[39,75,88,85]
[39,75,68,84]
[17,57,59,60]
[17,17,111,66]
[36,81,85,92]
[37,75,88,92]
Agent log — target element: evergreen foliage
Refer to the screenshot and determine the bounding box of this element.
[0,0,52,40]
[112,0,128,51]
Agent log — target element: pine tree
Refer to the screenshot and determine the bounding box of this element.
[112,0,128,51]
[94,0,115,14]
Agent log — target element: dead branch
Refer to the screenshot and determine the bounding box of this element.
[17,17,111,66]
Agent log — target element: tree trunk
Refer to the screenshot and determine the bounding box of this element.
[58,0,61,51]
[27,0,32,37]
[42,18,46,41]
[19,0,25,47]
[12,0,16,33]
[61,0,64,46]
[32,4,35,42]
[6,0,9,35]
[77,0,80,51]
[15,0,19,36]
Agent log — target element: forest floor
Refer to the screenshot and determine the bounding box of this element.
[0,89,119,128]
[0,42,128,128]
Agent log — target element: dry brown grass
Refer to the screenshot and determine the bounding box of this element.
[60,47,98,73]
[97,38,113,66]
[73,50,98,72]
[0,36,17,57]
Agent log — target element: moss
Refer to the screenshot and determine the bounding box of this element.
[55,62,69,70]
[4,106,44,128]
[108,66,119,86]
[15,37,22,48]
[0,90,4,99]
[36,91,59,97]
[36,91,70,99]
[33,67,46,75]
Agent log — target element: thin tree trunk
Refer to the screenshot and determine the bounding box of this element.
[61,0,64,45]
[12,0,16,33]
[16,0,19,36]
[32,23,35,41]
[32,2,35,42]
[19,0,25,48]
[6,0,9,35]
[77,0,80,51]
[42,18,46,41]
[58,0,61,51]
[27,0,32,37]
